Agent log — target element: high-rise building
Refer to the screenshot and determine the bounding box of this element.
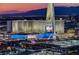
[0,3,64,33]
[12,3,55,33]
[0,21,12,33]
[7,3,64,33]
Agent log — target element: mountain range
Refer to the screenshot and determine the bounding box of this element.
[0,10,23,14]
[0,8,47,17]
[1,6,79,17]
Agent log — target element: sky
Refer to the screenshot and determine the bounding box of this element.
[0,3,47,13]
[0,3,79,14]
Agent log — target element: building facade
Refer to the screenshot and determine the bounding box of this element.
[0,3,65,34]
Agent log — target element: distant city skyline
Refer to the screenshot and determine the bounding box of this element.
[0,3,79,14]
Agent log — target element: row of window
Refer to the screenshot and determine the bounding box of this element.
[0,16,46,20]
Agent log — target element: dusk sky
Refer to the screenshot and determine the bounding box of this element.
[0,3,47,13]
[0,3,79,14]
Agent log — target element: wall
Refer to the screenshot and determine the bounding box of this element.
[55,20,64,33]
[12,20,46,33]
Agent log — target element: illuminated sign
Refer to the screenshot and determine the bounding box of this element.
[27,35,36,39]
[10,34,26,40]
[46,25,53,32]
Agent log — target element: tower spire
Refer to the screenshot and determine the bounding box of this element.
[46,3,55,33]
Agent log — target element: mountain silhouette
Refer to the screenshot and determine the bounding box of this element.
[0,8,47,17]
[0,6,79,17]
[55,6,79,15]
[0,10,23,14]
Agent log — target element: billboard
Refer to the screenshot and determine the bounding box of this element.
[37,32,54,39]
[10,34,26,40]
